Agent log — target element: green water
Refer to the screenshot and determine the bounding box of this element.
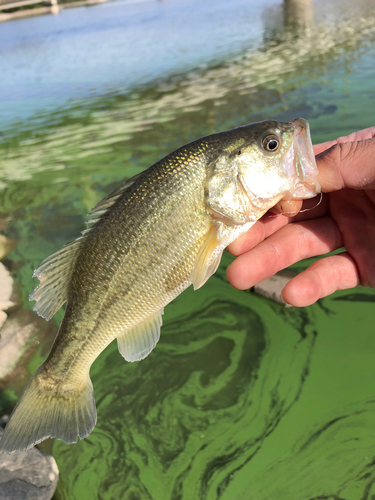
[1,0,375,498]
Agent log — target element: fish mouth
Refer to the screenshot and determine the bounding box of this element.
[286,118,321,199]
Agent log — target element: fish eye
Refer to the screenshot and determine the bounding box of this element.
[262,135,280,152]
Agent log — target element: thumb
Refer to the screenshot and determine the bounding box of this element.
[316,138,375,192]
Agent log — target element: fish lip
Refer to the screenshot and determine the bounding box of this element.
[290,118,315,171]
[286,117,321,198]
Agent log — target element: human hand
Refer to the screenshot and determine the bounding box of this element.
[226,126,375,307]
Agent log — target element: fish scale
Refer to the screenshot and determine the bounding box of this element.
[0,118,320,453]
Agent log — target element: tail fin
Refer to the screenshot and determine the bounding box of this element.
[0,365,97,453]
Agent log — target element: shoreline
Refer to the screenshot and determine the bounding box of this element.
[0,0,107,22]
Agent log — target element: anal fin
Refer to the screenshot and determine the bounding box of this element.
[117,309,164,362]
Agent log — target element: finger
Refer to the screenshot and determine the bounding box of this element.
[226,216,343,290]
[313,126,375,156]
[334,126,375,143]
[230,200,303,256]
[230,195,329,257]
[228,198,319,257]
[227,213,290,256]
[313,140,337,156]
[282,252,360,307]
[316,139,375,192]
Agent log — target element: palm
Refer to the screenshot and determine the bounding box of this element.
[328,188,375,288]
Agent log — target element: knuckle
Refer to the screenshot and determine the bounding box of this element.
[321,141,362,189]
[266,240,282,272]
[325,142,357,167]
[294,224,309,258]
[337,141,359,162]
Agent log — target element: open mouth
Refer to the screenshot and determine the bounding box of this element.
[290,118,321,197]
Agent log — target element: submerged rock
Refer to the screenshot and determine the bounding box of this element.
[0,263,15,313]
[0,262,16,331]
[0,427,59,500]
[0,415,9,427]
[0,309,57,387]
[0,311,6,333]
[0,235,15,261]
[253,270,297,306]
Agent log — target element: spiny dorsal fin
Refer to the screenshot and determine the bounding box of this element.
[82,172,144,235]
[30,172,144,320]
[190,224,223,290]
[91,172,144,214]
[117,309,164,362]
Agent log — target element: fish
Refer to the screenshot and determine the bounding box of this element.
[0,118,320,453]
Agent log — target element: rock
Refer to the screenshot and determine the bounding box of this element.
[0,235,15,261]
[0,261,22,315]
[0,309,57,387]
[0,262,15,313]
[253,269,297,306]
[0,311,6,332]
[0,415,9,427]
[0,311,35,380]
[0,427,59,500]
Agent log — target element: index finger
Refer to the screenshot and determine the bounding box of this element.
[313,126,375,155]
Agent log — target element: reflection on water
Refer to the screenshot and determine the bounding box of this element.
[0,0,268,130]
[1,3,374,189]
[1,0,375,498]
[284,0,313,29]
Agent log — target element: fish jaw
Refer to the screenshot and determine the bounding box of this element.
[281,117,321,199]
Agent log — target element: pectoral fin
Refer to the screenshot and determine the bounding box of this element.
[190,224,223,290]
[117,309,164,362]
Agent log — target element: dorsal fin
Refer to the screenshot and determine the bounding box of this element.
[82,172,144,235]
[95,172,143,209]
[29,238,84,320]
[29,171,144,320]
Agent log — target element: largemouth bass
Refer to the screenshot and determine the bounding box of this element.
[0,118,320,453]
